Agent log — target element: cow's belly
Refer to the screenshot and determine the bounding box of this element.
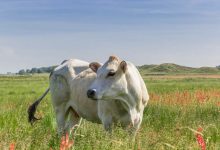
[68,98,101,124]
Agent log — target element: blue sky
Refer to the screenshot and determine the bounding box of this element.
[0,0,220,73]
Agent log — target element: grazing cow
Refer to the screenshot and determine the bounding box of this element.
[28,56,149,135]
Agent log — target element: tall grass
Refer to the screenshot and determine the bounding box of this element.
[0,75,219,149]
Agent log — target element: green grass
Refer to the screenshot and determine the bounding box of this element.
[0,75,220,149]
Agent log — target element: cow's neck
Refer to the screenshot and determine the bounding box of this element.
[124,67,142,112]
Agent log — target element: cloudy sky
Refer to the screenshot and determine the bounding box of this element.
[0,0,220,73]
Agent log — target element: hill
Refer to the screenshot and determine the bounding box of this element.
[139,63,220,75]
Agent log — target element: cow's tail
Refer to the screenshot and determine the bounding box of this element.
[28,88,50,125]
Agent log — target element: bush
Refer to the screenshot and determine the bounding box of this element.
[18,69,26,75]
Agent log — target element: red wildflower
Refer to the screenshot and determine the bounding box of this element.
[195,91,207,103]
[9,143,15,150]
[60,133,74,150]
[196,127,206,150]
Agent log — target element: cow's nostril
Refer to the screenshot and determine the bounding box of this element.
[87,89,96,98]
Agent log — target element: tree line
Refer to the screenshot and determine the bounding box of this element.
[18,66,57,75]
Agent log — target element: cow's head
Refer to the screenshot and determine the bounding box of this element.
[87,56,128,100]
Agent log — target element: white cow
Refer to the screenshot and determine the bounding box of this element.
[28,56,149,135]
[87,56,149,132]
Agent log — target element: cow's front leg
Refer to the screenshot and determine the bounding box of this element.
[101,115,113,132]
[98,101,114,132]
[128,111,143,136]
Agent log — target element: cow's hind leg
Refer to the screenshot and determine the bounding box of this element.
[54,104,67,135]
[65,107,81,135]
[50,74,70,135]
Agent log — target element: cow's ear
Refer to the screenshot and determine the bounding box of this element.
[89,62,101,73]
[120,61,127,73]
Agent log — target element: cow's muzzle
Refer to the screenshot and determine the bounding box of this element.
[87,89,97,100]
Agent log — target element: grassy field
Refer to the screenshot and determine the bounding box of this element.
[0,75,220,150]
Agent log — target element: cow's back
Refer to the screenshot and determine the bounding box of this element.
[50,59,89,107]
[52,59,89,81]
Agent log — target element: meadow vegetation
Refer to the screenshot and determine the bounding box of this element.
[0,74,219,149]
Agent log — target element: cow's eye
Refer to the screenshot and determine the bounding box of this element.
[107,71,116,77]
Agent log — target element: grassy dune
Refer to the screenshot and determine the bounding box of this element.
[139,63,220,75]
[0,75,220,149]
